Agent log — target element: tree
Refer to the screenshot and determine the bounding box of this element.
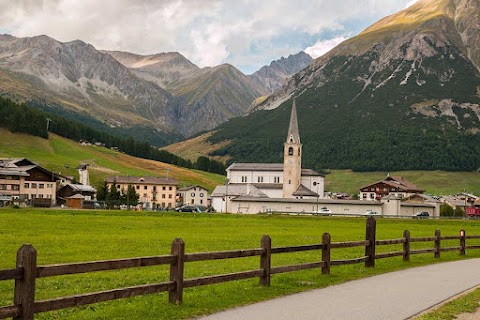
[121,185,139,207]
[440,203,454,217]
[96,181,108,201]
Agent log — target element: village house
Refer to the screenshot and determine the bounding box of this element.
[0,158,59,207]
[177,185,209,206]
[105,176,178,210]
[359,176,424,201]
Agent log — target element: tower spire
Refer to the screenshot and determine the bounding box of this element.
[286,99,300,144]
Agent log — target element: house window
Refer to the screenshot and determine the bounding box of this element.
[288,147,293,155]
[257,176,263,183]
[12,185,19,191]
[289,180,291,184]
[370,193,375,199]
[362,193,367,199]
[168,194,172,199]
[153,186,157,191]
[274,177,280,183]
[242,176,248,183]
[191,193,195,197]
[38,194,43,198]
[162,194,166,199]
[162,186,166,191]
[24,183,30,188]
[136,186,140,190]
[39,184,45,189]
[169,187,172,191]
[144,186,147,190]
[191,199,194,204]
[143,193,147,198]
[0,184,6,190]
[200,193,204,197]
[200,199,203,204]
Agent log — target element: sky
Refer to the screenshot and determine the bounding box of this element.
[0,0,419,74]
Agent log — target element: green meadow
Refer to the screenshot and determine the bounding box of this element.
[1,208,479,319]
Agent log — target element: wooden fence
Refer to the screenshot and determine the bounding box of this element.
[0,217,478,319]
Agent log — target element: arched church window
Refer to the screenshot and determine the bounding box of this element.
[298,148,301,156]
[288,147,293,155]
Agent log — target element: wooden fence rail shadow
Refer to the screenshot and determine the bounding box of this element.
[0,217,476,320]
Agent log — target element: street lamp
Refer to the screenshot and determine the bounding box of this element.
[313,181,319,213]
[225,178,230,213]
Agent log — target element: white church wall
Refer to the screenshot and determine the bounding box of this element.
[301,176,325,198]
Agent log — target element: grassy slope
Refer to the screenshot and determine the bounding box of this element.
[162,133,480,196]
[0,129,225,191]
[0,209,479,319]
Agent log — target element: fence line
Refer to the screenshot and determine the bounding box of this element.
[0,217,473,319]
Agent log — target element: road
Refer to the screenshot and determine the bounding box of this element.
[197,259,480,320]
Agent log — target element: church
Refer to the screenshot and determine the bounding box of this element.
[210,100,326,213]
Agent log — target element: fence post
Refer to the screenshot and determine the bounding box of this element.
[169,238,185,304]
[460,230,466,256]
[13,244,37,320]
[260,235,271,286]
[365,217,376,268]
[403,230,410,262]
[434,230,441,259]
[322,233,331,275]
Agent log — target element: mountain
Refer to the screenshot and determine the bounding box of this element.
[0,34,312,141]
[169,64,265,136]
[104,51,310,136]
[102,51,199,89]
[0,35,177,137]
[249,52,312,94]
[199,0,480,172]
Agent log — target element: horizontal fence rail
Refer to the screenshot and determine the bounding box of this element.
[0,218,476,319]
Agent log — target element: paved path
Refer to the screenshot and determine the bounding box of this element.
[198,259,480,320]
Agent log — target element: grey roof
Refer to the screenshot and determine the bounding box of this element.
[105,176,178,185]
[68,194,86,199]
[226,163,324,177]
[178,185,208,192]
[0,168,29,177]
[76,164,89,170]
[252,183,283,190]
[292,184,318,197]
[211,184,268,198]
[67,184,96,193]
[286,99,300,144]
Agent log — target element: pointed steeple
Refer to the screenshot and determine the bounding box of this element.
[286,99,300,144]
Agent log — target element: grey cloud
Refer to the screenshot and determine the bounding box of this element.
[0,0,414,72]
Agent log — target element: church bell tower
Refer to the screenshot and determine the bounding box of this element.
[283,100,302,198]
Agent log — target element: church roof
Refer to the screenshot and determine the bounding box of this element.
[286,99,300,144]
[226,163,324,176]
[292,184,319,197]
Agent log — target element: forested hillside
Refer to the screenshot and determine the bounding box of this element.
[0,96,225,175]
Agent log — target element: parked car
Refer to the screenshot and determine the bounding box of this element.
[175,205,199,212]
[413,211,430,219]
[314,207,332,215]
[363,210,381,216]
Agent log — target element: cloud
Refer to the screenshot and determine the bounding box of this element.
[305,37,348,59]
[405,0,418,8]
[0,0,417,73]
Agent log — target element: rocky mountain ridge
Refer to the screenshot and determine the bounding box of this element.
[0,33,311,141]
[203,0,480,172]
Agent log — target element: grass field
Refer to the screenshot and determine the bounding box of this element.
[1,208,479,319]
[0,129,225,191]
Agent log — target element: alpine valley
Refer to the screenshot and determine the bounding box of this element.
[0,34,311,144]
[176,0,480,172]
